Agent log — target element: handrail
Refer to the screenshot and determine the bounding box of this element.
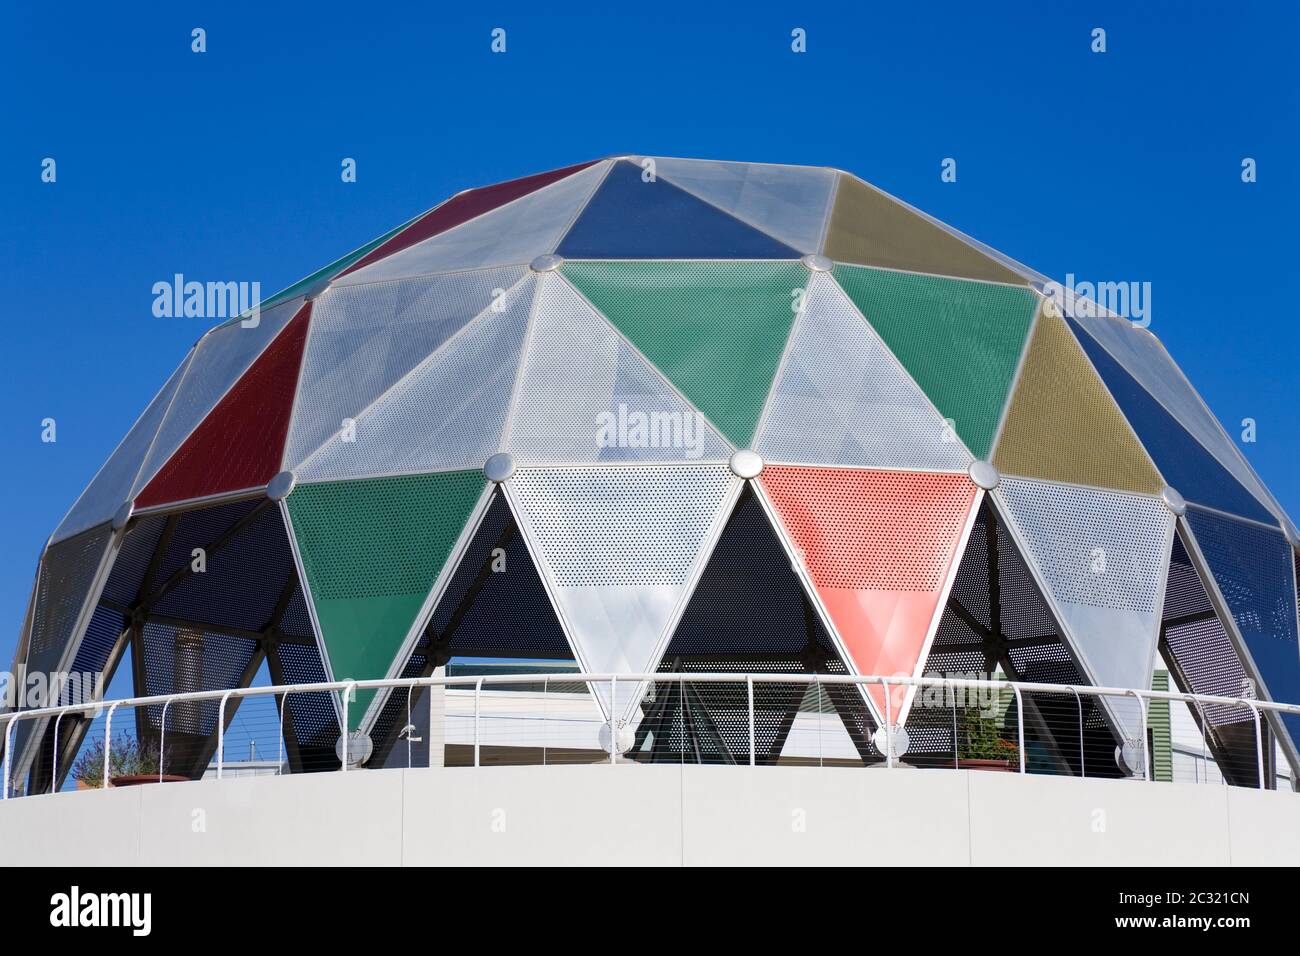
[2,671,1299,799]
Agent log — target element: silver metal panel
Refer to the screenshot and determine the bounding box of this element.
[284,266,527,470]
[651,157,836,255]
[333,162,609,286]
[754,274,973,469]
[134,297,304,496]
[52,351,192,544]
[505,274,730,463]
[505,464,739,718]
[295,275,535,482]
[1068,303,1286,525]
[996,477,1175,740]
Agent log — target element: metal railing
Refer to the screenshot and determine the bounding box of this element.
[3,672,1298,798]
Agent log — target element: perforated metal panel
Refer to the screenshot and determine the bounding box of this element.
[505,274,730,463]
[25,523,115,685]
[151,502,296,633]
[651,157,836,255]
[1067,316,1275,524]
[135,297,303,496]
[558,160,801,259]
[1068,307,1284,523]
[139,621,258,737]
[53,352,191,544]
[758,466,977,718]
[994,479,1173,739]
[562,261,806,448]
[99,514,167,608]
[833,266,1038,460]
[146,498,262,594]
[336,162,608,285]
[822,174,1027,285]
[1185,507,1300,738]
[286,471,486,728]
[296,276,534,481]
[993,312,1162,494]
[285,266,527,469]
[506,464,738,715]
[755,273,973,469]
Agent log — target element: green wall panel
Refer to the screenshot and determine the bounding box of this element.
[834,265,1038,460]
[563,261,805,448]
[286,471,485,728]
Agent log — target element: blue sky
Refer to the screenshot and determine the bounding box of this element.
[1,0,1297,672]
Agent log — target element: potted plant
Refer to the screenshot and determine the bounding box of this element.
[956,709,1019,771]
[71,733,188,788]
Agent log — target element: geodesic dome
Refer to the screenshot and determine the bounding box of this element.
[12,156,1300,785]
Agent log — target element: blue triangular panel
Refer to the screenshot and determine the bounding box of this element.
[1067,317,1275,525]
[557,161,801,259]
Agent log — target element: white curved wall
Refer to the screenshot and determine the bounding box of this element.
[1,766,1297,866]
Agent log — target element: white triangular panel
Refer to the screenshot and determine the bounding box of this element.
[755,274,973,469]
[505,274,731,463]
[333,162,609,285]
[504,464,739,718]
[133,297,303,496]
[296,276,535,481]
[53,352,192,542]
[994,478,1175,742]
[651,157,836,254]
[284,266,526,469]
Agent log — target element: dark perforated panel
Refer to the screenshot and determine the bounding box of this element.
[62,605,126,705]
[139,622,258,736]
[26,523,113,688]
[147,498,263,598]
[100,515,167,608]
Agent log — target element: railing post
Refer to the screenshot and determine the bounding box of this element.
[1011,686,1026,775]
[52,710,65,793]
[340,683,354,773]
[1071,688,1084,778]
[2,715,15,799]
[609,676,617,766]
[1127,689,1148,781]
[1248,702,1265,790]
[542,677,548,768]
[159,699,170,782]
[883,677,893,768]
[217,692,232,780]
[277,691,286,776]
[949,680,958,770]
[103,702,119,789]
[747,676,756,767]
[473,677,483,768]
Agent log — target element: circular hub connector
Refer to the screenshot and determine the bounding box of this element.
[484,452,516,483]
[728,450,764,479]
[266,470,297,501]
[800,254,833,273]
[1160,485,1187,516]
[968,460,1000,490]
[529,254,563,273]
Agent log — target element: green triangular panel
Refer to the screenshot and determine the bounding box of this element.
[833,265,1039,459]
[562,261,805,447]
[286,471,485,728]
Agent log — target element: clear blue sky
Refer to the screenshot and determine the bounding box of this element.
[2,0,1296,672]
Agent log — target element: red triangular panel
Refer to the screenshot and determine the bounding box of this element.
[337,160,600,277]
[136,303,312,508]
[758,466,978,718]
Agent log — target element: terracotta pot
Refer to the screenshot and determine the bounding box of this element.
[109,774,189,787]
[957,758,1012,772]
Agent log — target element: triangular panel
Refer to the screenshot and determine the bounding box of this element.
[284,471,487,729]
[1183,506,1300,743]
[755,272,973,469]
[822,174,1029,285]
[257,218,416,314]
[557,160,801,259]
[284,265,527,469]
[505,274,731,462]
[758,466,979,719]
[648,157,836,255]
[504,464,739,717]
[993,310,1162,493]
[296,276,535,482]
[562,261,805,447]
[335,162,609,285]
[53,352,192,543]
[134,296,304,497]
[338,160,601,279]
[834,266,1038,460]
[994,478,1175,742]
[1067,316,1276,524]
[136,303,311,508]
